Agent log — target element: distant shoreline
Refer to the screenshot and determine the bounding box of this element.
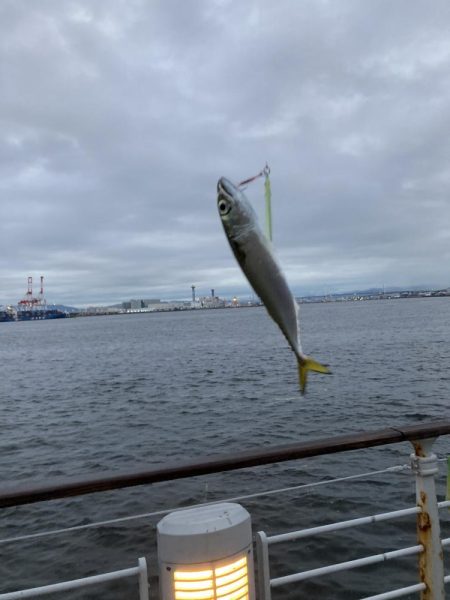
[2,288,448,320]
[68,290,450,318]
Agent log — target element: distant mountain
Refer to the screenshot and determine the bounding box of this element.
[298,284,447,299]
[344,285,446,296]
[51,304,80,313]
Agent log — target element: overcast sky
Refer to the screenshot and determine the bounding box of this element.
[1,1,450,306]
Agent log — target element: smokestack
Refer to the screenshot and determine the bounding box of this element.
[191,285,196,303]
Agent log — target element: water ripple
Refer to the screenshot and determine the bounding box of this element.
[0,300,449,598]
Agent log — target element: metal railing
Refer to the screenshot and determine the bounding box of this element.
[257,502,450,600]
[0,557,149,600]
[256,436,449,600]
[1,422,449,508]
[1,420,450,599]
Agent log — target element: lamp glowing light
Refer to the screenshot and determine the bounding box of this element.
[157,503,255,600]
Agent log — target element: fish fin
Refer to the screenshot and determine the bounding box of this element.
[298,356,331,394]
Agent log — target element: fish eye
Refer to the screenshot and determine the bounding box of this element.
[218,199,231,215]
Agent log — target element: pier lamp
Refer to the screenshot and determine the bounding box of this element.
[157,503,255,600]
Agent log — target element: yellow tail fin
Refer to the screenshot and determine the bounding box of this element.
[298,356,331,394]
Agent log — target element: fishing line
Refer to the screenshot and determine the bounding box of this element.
[237,163,272,241]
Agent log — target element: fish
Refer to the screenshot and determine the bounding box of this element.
[217,176,330,393]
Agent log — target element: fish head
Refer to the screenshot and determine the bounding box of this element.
[217,177,257,237]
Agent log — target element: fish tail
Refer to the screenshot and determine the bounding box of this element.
[298,356,331,394]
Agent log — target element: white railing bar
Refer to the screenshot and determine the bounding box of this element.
[267,506,420,544]
[265,497,450,546]
[445,575,450,583]
[0,558,147,600]
[441,537,450,547]
[359,582,426,600]
[270,545,423,587]
[0,569,139,600]
[0,464,412,546]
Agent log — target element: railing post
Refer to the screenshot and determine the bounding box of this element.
[410,437,444,600]
[138,557,149,600]
[256,532,272,600]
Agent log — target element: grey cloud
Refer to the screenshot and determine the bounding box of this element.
[1,0,450,306]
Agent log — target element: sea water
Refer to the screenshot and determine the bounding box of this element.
[0,299,449,598]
